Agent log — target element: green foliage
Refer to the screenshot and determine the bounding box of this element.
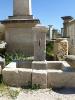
[46,42,54,56]
[0,83,20,99]
[5,51,34,65]
[7,88,20,99]
[32,84,40,90]
[46,41,54,60]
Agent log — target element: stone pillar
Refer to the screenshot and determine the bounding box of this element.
[13,0,32,16]
[48,25,53,40]
[61,16,73,37]
[33,24,48,61]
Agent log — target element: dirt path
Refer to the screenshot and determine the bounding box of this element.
[0,88,75,100]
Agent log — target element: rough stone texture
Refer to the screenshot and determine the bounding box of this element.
[32,61,47,70]
[65,55,75,67]
[18,68,32,87]
[13,0,32,16]
[33,24,48,61]
[47,61,62,69]
[32,70,47,88]
[1,0,40,56]
[2,68,19,86]
[2,67,32,87]
[5,26,34,56]
[16,60,32,68]
[47,70,75,88]
[61,16,75,55]
[2,61,74,88]
[54,38,68,60]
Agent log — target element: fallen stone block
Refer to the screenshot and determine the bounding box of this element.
[32,70,47,89]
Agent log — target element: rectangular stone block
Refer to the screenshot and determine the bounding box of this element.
[47,61,62,69]
[16,60,32,68]
[18,68,32,87]
[2,68,32,87]
[2,68,19,86]
[32,70,47,89]
[32,61,47,70]
[47,70,75,88]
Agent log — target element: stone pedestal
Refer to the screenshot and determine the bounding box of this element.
[33,24,48,61]
[1,0,40,56]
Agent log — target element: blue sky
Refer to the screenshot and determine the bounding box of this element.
[0,0,75,30]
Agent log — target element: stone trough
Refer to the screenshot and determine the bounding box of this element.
[2,61,75,88]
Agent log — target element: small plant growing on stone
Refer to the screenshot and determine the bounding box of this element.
[32,84,40,90]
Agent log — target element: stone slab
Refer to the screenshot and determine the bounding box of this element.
[32,61,47,70]
[2,68,19,86]
[18,68,32,87]
[32,70,47,88]
[2,68,32,87]
[47,69,75,88]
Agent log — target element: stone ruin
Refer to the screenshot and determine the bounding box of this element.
[2,24,75,88]
[1,0,75,89]
[54,38,68,60]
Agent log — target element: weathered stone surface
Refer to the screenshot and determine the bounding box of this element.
[2,68,19,86]
[32,61,47,70]
[33,24,48,61]
[2,68,32,87]
[65,55,75,67]
[16,60,32,68]
[1,0,40,56]
[13,0,32,16]
[54,38,68,60]
[32,70,47,88]
[47,61,62,69]
[47,70,75,88]
[18,68,32,87]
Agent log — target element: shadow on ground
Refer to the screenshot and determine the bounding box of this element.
[52,87,75,94]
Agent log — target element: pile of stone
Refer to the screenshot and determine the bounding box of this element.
[54,38,68,60]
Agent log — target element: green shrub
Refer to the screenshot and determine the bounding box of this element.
[46,41,54,60]
[5,51,34,65]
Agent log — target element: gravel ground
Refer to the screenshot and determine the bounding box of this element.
[1,88,75,100]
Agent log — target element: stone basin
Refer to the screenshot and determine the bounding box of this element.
[2,61,75,88]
